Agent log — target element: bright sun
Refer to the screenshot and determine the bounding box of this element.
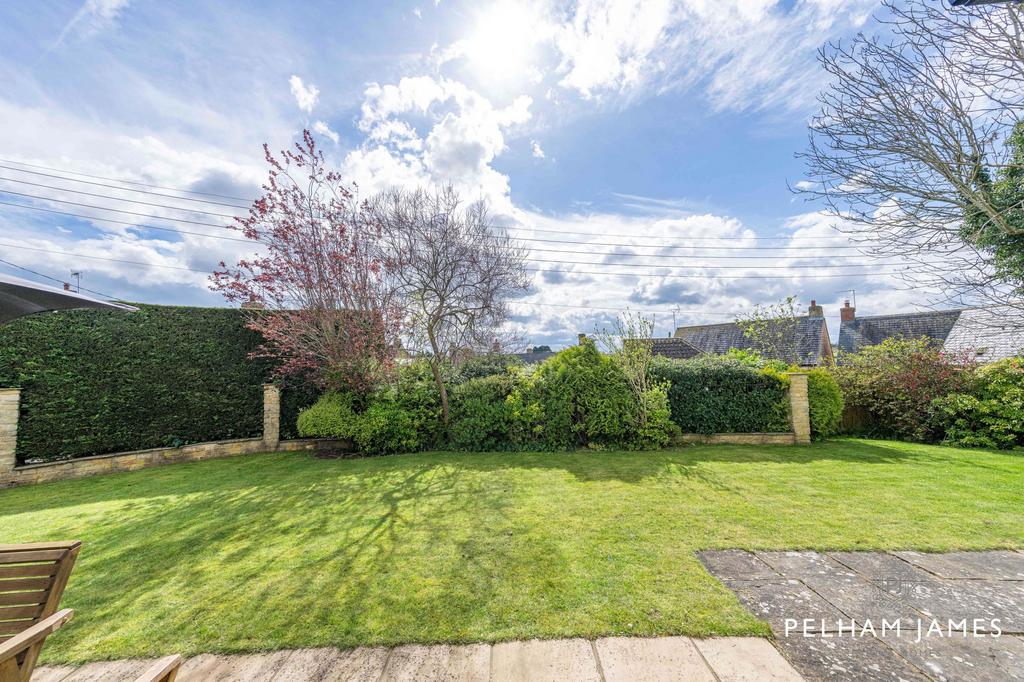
[463,2,541,86]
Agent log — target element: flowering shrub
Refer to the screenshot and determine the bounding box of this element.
[832,338,975,441]
[931,358,1024,449]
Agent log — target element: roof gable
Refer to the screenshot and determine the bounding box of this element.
[673,316,829,366]
[837,310,962,355]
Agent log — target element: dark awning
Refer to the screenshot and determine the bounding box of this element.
[0,273,138,324]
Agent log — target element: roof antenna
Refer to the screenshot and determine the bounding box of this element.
[836,289,856,308]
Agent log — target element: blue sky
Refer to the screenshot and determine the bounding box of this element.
[0,0,917,348]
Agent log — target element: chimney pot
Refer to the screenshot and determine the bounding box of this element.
[841,299,856,322]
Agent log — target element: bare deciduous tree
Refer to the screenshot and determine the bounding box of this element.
[796,0,1024,316]
[371,186,530,423]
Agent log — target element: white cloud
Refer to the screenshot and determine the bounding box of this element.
[54,0,132,45]
[531,140,546,158]
[347,76,532,214]
[313,120,339,144]
[289,75,319,113]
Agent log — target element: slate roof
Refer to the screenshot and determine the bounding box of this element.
[671,316,831,366]
[945,307,1024,361]
[512,350,557,364]
[647,337,703,360]
[836,309,962,355]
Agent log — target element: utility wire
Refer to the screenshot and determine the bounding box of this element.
[0,176,245,219]
[0,201,252,243]
[0,164,252,209]
[0,241,908,280]
[0,158,253,203]
[0,190,240,229]
[0,257,117,299]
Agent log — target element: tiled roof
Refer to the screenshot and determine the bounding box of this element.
[648,337,703,360]
[672,316,830,366]
[941,307,1024,361]
[511,350,557,364]
[837,310,962,355]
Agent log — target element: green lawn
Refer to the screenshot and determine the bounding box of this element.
[2,440,1021,664]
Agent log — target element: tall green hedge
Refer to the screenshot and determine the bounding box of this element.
[0,305,318,464]
[650,356,791,434]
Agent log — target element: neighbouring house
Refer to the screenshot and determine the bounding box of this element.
[652,300,834,366]
[512,346,558,364]
[837,301,1024,362]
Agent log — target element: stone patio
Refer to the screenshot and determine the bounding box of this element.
[34,635,803,681]
[699,549,1024,681]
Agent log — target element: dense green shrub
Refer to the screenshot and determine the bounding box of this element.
[633,383,680,449]
[833,338,975,441]
[391,360,445,449]
[650,356,790,434]
[296,392,357,439]
[517,342,639,449]
[351,398,420,455]
[452,354,522,383]
[0,305,318,463]
[931,358,1024,449]
[806,368,844,439]
[448,374,518,451]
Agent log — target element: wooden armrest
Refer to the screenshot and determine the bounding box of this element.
[134,654,183,682]
[0,609,73,660]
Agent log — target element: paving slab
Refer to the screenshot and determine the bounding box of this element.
[893,551,1024,581]
[755,551,857,580]
[729,579,848,633]
[490,638,601,682]
[30,666,78,682]
[272,646,389,681]
[884,629,1024,681]
[802,574,923,629]
[698,550,780,582]
[58,659,155,681]
[177,651,294,681]
[876,578,1024,633]
[379,643,490,682]
[594,636,715,682]
[827,552,933,582]
[692,637,803,682]
[773,634,930,681]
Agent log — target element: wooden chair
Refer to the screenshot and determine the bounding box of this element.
[0,542,80,646]
[0,608,73,682]
[0,542,182,682]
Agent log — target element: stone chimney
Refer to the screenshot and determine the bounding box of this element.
[841,299,856,322]
[807,299,824,318]
[578,333,588,345]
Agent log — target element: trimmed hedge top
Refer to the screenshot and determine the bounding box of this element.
[650,356,791,434]
[0,304,317,463]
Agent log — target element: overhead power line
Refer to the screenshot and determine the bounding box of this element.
[0,164,252,209]
[0,257,117,299]
[0,176,245,219]
[0,201,252,243]
[0,241,909,280]
[498,224,877,243]
[0,158,254,203]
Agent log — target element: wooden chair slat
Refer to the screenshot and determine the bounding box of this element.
[0,578,52,593]
[0,551,66,564]
[0,604,43,621]
[0,621,30,636]
[0,565,56,579]
[0,542,80,553]
[0,609,73,680]
[0,592,47,607]
[134,654,183,682]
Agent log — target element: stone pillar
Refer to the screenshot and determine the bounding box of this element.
[262,384,280,450]
[0,389,20,474]
[788,373,811,444]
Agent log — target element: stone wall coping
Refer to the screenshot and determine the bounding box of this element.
[13,437,342,472]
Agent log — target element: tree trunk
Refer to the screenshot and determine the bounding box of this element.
[427,328,450,425]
